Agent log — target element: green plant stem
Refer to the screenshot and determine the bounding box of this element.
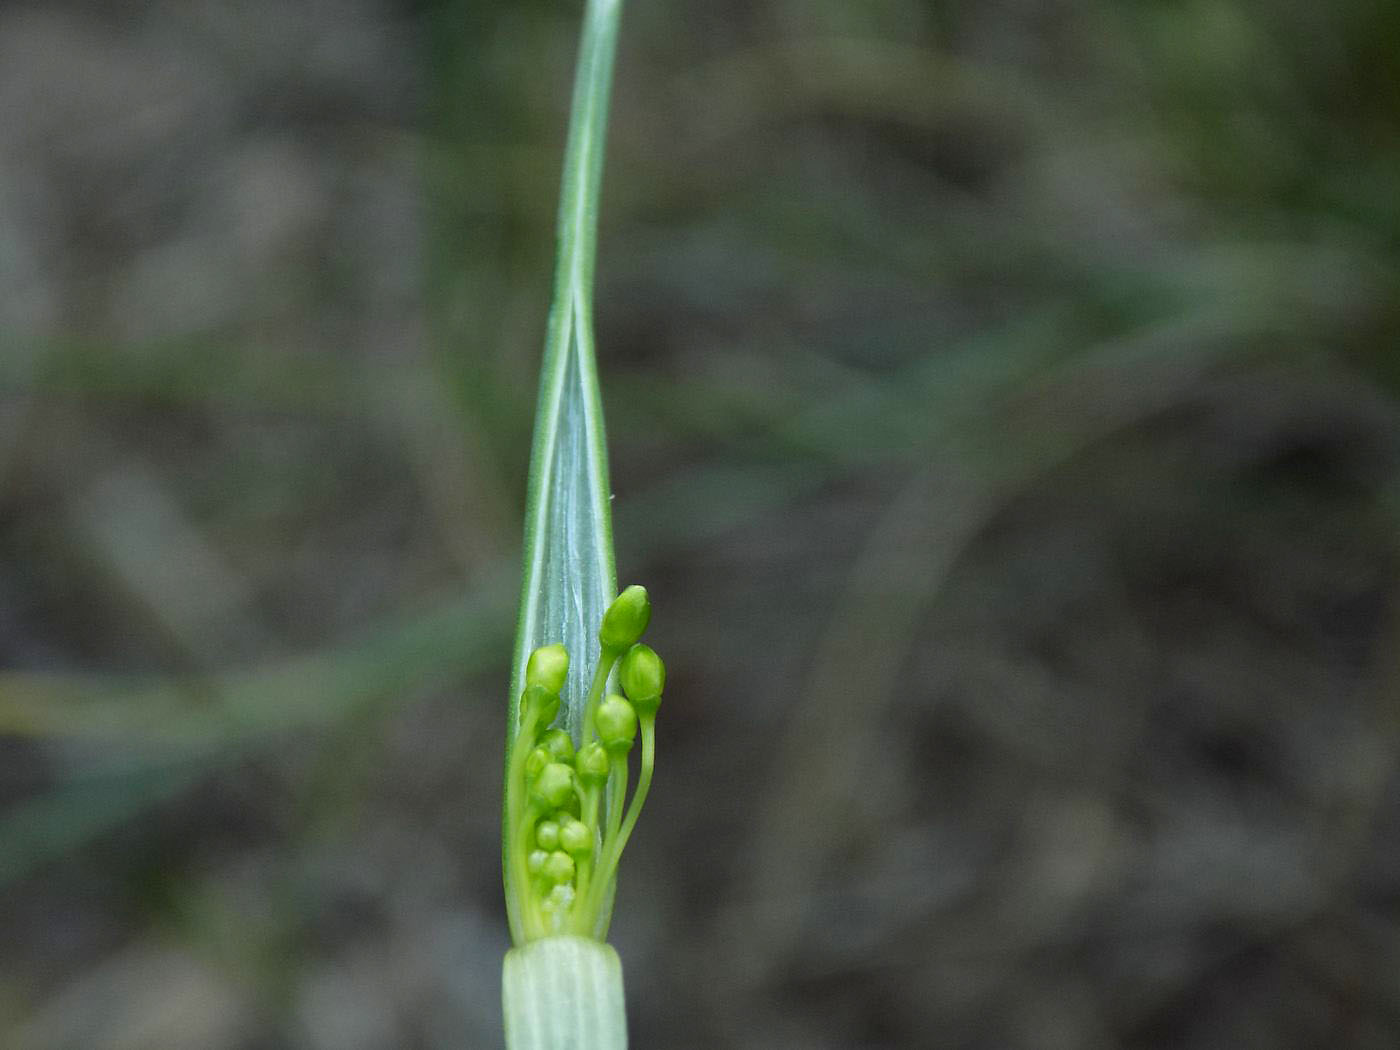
[503,937,626,1050]
[605,755,628,852]
[503,0,626,946]
[579,649,620,749]
[505,704,547,943]
[587,714,653,921]
[522,800,552,938]
[573,781,604,921]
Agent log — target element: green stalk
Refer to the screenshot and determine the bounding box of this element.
[504,0,624,938]
[503,937,626,1050]
[502,1,631,1047]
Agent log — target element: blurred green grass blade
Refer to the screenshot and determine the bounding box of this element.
[0,581,515,889]
[0,764,203,887]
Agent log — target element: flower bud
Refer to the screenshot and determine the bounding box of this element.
[619,643,665,715]
[544,850,575,886]
[525,644,570,695]
[576,742,610,785]
[524,746,550,781]
[559,817,592,857]
[531,762,575,809]
[519,684,560,727]
[540,727,575,764]
[599,585,651,651]
[535,819,561,851]
[527,849,549,876]
[596,693,638,752]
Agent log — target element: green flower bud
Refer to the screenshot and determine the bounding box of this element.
[596,693,638,752]
[599,585,651,651]
[525,644,570,694]
[531,762,575,809]
[535,819,561,851]
[576,742,610,785]
[559,817,592,857]
[619,643,665,714]
[519,683,560,727]
[524,746,550,781]
[546,883,574,911]
[526,849,549,876]
[539,727,575,764]
[544,850,575,886]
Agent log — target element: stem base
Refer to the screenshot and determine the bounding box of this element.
[502,936,627,1050]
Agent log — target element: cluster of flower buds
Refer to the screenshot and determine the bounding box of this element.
[505,585,667,943]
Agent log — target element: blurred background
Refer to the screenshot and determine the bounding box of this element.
[2,0,1399,1047]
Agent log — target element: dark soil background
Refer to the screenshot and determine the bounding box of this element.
[2,1,1400,1047]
